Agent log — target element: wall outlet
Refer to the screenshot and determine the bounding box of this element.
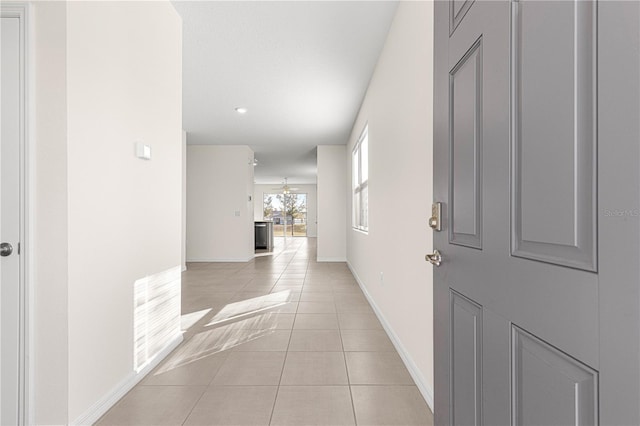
[234,210,240,217]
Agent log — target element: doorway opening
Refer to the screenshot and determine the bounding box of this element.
[263,193,307,237]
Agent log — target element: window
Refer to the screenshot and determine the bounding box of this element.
[353,124,369,232]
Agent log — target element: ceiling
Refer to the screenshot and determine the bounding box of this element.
[172,1,398,184]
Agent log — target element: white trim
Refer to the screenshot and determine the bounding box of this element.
[316,256,347,262]
[347,261,435,412]
[186,256,254,263]
[70,334,183,426]
[24,1,35,422]
[24,4,35,423]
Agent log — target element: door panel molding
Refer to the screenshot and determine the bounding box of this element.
[510,0,597,271]
[449,36,483,249]
[450,290,482,426]
[450,0,475,36]
[511,325,598,426]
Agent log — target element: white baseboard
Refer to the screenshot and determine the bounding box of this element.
[316,256,347,262]
[71,334,183,426]
[186,256,253,263]
[347,261,435,412]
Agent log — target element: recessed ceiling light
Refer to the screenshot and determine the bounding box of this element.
[235,107,248,114]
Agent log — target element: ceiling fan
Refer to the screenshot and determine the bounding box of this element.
[272,178,299,194]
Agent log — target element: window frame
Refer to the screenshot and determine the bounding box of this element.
[352,124,369,233]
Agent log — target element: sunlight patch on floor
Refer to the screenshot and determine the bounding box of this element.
[181,308,211,331]
[205,290,292,326]
[154,323,275,374]
[155,291,293,374]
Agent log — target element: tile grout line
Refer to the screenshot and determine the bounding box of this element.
[179,386,208,426]
[337,277,359,426]
[268,241,304,426]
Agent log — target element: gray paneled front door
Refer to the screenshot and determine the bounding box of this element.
[433,1,640,425]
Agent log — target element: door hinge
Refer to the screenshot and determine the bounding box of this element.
[17,242,20,255]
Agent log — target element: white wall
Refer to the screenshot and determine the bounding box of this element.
[254,184,317,237]
[187,145,255,262]
[66,3,183,421]
[33,3,69,423]
[31,2,183,423]
[345,1,434,408]
[317,145,347,261]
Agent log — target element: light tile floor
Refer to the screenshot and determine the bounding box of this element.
[97,237,433,426]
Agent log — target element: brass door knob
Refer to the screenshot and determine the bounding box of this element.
[425,249,442,266]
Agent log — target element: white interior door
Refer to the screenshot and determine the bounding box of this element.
[1,10,24,425]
